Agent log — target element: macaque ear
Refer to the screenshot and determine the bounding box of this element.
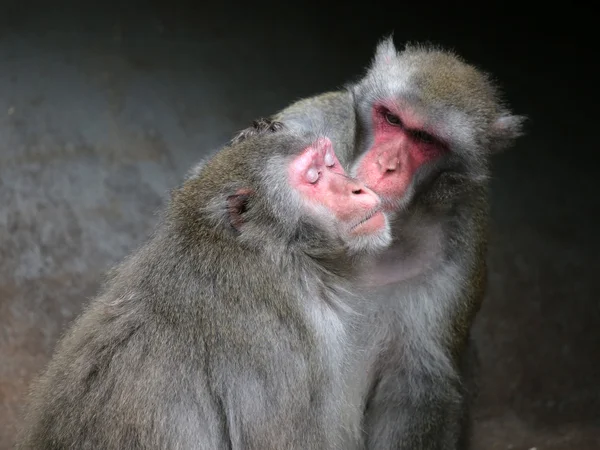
[373,35,397,65]
[226,188,254,231]
[489,114,527,153]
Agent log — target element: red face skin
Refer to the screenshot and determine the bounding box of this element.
[354,104,448,210]
[288,137,386,236]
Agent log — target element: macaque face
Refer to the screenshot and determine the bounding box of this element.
[354,103,449,210]
[288,137,391,251]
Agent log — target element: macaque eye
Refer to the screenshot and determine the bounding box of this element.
[384,111,402,126]
[306,168,320,184]
[324,152,335,167]
[412,129,435,144]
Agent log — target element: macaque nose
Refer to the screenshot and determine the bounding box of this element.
[329,173,380,209]
[348,179,381,210]
[377,149,400,174]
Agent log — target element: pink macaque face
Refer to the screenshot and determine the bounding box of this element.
[288,137,386,237]
[355,103,448,210]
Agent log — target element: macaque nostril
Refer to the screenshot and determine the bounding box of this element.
[377,155,399,174]
[352,188,364,195]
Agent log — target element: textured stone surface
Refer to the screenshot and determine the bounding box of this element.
[1,3,597,449]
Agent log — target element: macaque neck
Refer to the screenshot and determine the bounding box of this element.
[358,217,444,286]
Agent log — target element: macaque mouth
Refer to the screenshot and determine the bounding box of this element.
[350,207,386,235]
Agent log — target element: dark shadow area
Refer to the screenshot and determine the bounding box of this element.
[0,1,597,448]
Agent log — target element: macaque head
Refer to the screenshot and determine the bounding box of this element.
[351,37,526,212]
[181,130,391,259]
[284,136,391,255]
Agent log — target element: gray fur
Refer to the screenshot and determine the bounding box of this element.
[268,37,525,449]
[16,128,391,449]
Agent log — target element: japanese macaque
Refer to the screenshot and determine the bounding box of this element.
[16,125,392,450]
[234,37,525,449]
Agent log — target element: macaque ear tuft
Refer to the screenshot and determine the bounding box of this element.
[489,114,527,153]
[226,188,254,231]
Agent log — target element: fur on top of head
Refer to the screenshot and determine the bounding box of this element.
[352,36,526,155]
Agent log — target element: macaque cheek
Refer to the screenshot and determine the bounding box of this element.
[327,197,355,223]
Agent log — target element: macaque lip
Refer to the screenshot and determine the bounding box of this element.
[350,209,386,235]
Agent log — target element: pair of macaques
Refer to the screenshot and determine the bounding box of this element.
[17,38,524,449]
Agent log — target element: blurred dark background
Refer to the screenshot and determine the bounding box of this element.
[0,1,597,448]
